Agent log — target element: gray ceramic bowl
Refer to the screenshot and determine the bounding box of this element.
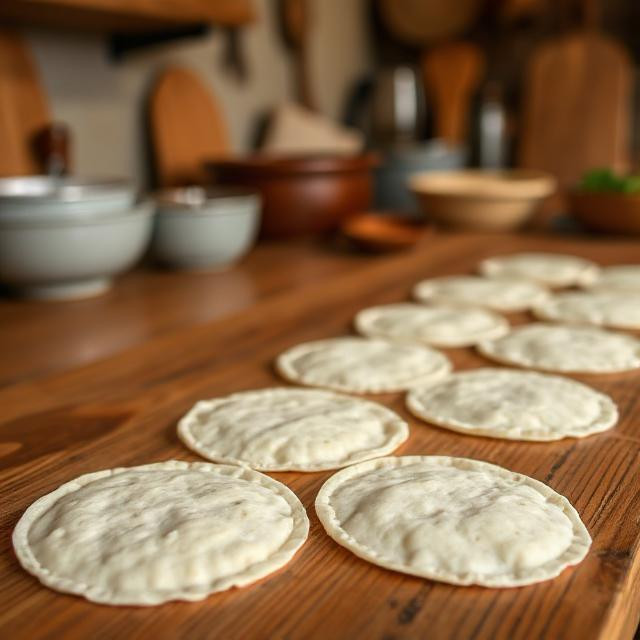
[0,201,154,299]
[153,187,261,270]
[0,176,136,220]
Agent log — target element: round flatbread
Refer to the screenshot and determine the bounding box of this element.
[586,265,640,293]
[13,461,309,606]
[316,456,591,587]
[534,291,640,330]
[275,337,451,393]
[178,388,409,471]
[354,303,509,347]
[477,323,640,373]
[406,368,617,441]
[413,275,549,312]
[479,252,600,288]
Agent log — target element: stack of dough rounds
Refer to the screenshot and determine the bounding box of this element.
[13,461,309,606]
[534,291,640,330]
[354,303,509,347]
[586,265,640,292]
[479,252,599,288]
[407,368,617,441]
[178,388,409,471]
[413,275,548,312]
[275,337,451,393]
[478,323,640,373]
[315,456,591,587]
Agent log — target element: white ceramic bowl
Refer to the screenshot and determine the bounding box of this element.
[153,187,260,270]
[0,201,154,299]
[409,169,556,231]
[0,176,136,221]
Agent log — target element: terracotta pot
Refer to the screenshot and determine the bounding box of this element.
[569,191,640,234]
[208,153,379,238]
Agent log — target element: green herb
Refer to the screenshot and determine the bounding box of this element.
[580,168,640,193]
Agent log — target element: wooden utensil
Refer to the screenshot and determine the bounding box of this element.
[149,66,230,188]
[421,42,485,145]
[281,0,315,110]
[341,212,432,252]
[0,29,50,177]
[518,21,632,189]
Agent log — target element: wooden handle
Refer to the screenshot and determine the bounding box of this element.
[421,41,485,145]
[282,0,315,110]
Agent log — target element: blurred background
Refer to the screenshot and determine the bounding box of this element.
[3,0,640,182]
[2,0,640,298]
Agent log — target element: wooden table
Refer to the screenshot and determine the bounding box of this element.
[1,233,639,640]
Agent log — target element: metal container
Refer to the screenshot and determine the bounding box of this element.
[374,141,466,211]
[370,66,426,147]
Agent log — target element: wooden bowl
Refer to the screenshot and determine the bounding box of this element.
[208,153,379,238]
[569,190,640,234]
[341,212,433,252]
[409,169,556,231]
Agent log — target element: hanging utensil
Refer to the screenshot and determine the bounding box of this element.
[281,0,315,110]
[421,41,485,146]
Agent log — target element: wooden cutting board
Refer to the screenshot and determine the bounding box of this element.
[1,234,640,640]
[518,30,633,189]
[149,66,230,187]
[0,29,50,177]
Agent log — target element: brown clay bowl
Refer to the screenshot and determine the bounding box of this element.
[569,190,640,234]
[207,153,379,238]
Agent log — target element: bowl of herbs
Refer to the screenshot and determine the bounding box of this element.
[570,168,640,234]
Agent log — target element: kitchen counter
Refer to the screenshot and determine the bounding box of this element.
[1,233,639,639]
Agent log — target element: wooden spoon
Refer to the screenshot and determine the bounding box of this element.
[421,42,485,146]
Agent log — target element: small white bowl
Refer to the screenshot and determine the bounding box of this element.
[0,201,154,299]
[153,187,260,270]
[409,169,556,231]
[0,176,136,221]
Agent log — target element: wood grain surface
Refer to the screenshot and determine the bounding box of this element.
[1,233,639,640]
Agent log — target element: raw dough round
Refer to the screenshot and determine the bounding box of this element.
[477,323,640,373]
[413,275,549,312]
[13,461,309,606]
[275,337,451,393]
[534,291,640,330]
[178,388,409,471]
[479,252,600,288]
[586,265,640,293]
[316,456,591,587]
[406,368,617,441]
[354,303,509,347]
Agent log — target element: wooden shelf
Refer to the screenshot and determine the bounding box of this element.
[0,0,255,33]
